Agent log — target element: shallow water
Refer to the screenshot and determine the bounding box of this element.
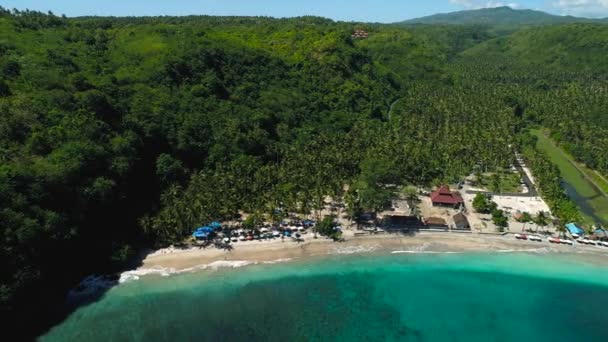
[41,253,608,341]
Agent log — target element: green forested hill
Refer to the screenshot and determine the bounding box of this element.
[1,7,608,338]
[0,10,398,335]
[461,24,608,73]
[401,6,603,26]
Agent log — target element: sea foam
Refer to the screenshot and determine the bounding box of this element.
[331,245,377,254]
[118,260,257,283]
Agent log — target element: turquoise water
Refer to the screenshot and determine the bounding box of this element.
[41,253,608,341]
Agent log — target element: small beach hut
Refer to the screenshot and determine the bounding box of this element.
[593,228,607,241]
[565,223,584,236]
[424,217,448,230]
[453,213,471,230]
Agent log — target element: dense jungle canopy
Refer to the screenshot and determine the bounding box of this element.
[1,7,607,337]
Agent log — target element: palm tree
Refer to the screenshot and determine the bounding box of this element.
[535,211,549,233]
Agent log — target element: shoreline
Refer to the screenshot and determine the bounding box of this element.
[132,232,608,279]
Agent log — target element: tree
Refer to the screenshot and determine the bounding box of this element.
[344,188,362,227]
[534,211,549,232]
[403,187,420,205]
[474,168,483,186]
[490,173,501,194]
[0,80,10,97]
[156,154,186,185]
[242,212,264,231]
[315,215,342,241]
[2,60,20,78]
[518,211,533,232]
[492,209,509,231]
[472,193,492,213]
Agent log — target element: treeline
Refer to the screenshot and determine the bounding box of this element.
[1,8,606,338]
[519,132,582,226]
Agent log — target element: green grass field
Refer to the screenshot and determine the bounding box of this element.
[476,171,522,193]
[532,129,608,225]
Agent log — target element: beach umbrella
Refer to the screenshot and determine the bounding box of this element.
[209,222,222,230]
[303,220,315,227]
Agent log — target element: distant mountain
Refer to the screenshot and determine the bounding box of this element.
[400,6,605,26]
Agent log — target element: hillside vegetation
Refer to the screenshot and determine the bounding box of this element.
[462,24,608,73]
[1,7,607,338]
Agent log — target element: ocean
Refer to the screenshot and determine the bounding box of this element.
[40,252,608,341]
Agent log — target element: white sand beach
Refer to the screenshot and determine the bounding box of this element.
[138,232,608,273]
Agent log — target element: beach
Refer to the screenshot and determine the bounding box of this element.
[137,232,608,276]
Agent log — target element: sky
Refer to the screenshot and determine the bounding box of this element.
[2,0,608,22]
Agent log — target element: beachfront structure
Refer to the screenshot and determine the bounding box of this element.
[593,227,607,241]
[565,223,585,236]
[453,212,471,230]
[431,185,464,208]
[424,217,448,230]
[383,214,423,230]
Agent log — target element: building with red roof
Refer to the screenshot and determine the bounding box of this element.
[431,185,464,208]
[351,29,369,39]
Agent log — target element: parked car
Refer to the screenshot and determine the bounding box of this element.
[515,234,528,240]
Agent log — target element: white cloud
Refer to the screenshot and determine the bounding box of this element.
[551,0,608,17]
[449,0,520,9]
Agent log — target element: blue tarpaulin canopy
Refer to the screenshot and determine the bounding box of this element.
[566,223,584,235]
[193,231,210,239]
[196,226,214,233]
[209,222,222,229]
